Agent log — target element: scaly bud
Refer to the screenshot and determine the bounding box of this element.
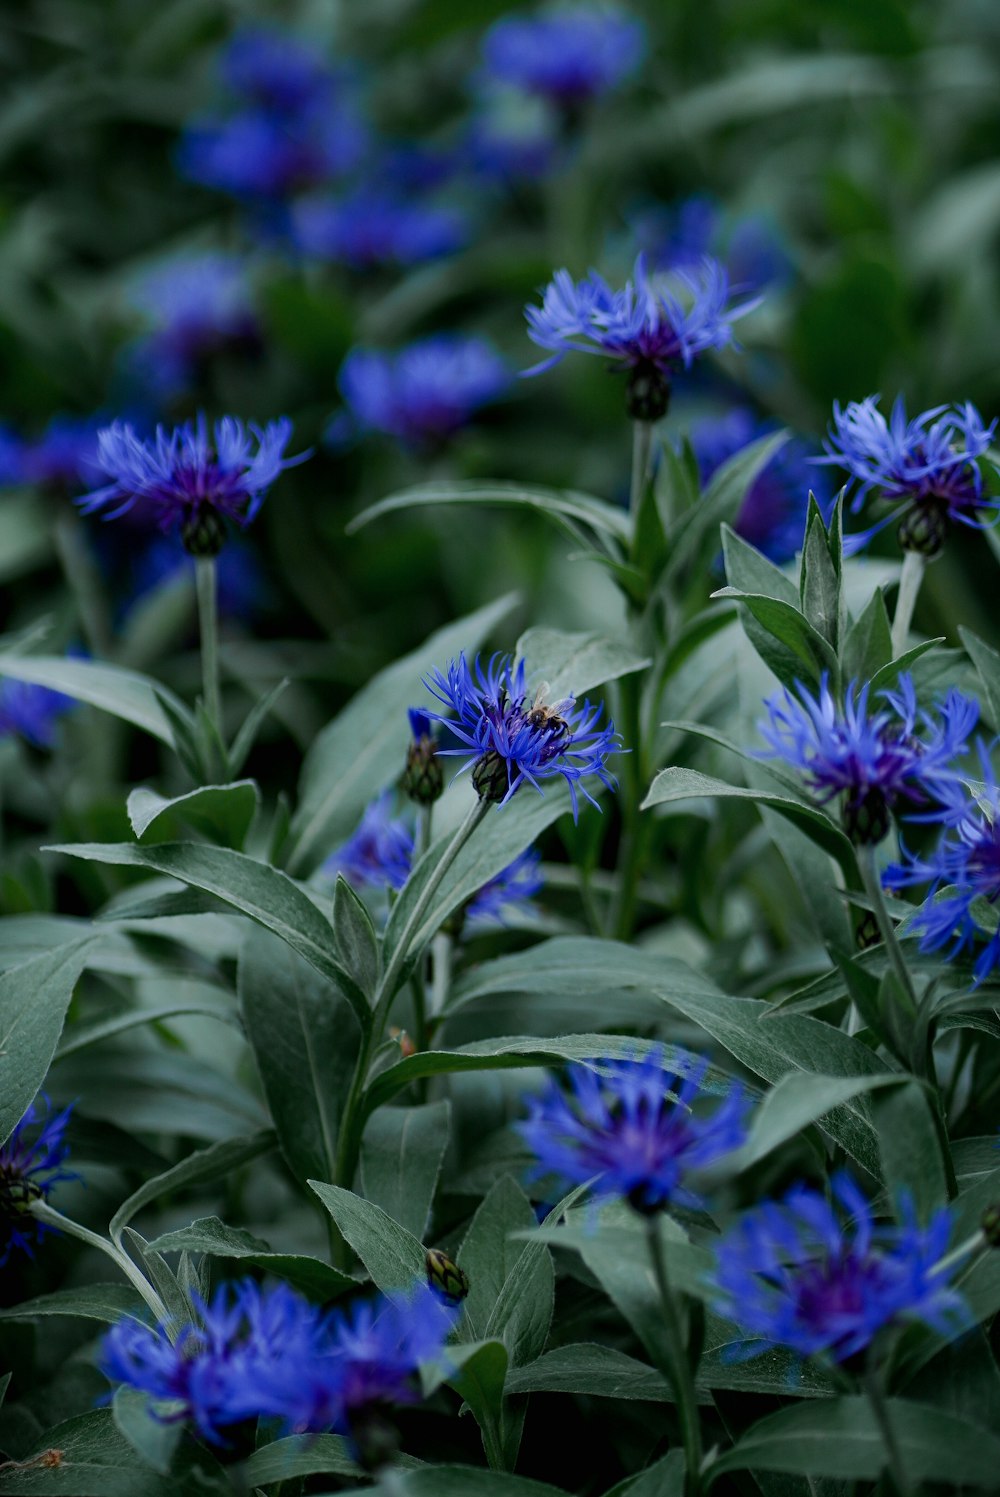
[426,1248,470,1306]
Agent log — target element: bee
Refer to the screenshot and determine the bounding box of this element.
[525,683,570,737]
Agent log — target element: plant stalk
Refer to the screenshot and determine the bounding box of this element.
[858,846,919,1022]
[629,419,653,524]
[30,1201,169,1327]
[195,555,222,737]
[864,1364,914,1497]
[891,550,925,659]
[645,1217,704,1497]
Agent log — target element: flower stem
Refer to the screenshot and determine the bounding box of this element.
[645,1218,704,1497]
[864,1364,914,1497]
[195,555,222,738]
[30,1201,169,1326]
[858,845,919,1022]
[629,419,653,525]
[53,508,112,659]
[891,550,925,660]
[610,669,645,940]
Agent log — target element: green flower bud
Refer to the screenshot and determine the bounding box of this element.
[181,503,227,558]
[403,737,443,806]
[898,499,948,558]
[426,1248,470,1305]
[472,749,510,803]
[981,1203,1000,1249]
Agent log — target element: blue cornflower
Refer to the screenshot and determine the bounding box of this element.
[467,848,544,924]
[179,102,365,203]
[336,336,510,449]
[325,793,415,892]
[100,1281,329,1443]
[0,675,75,749]
[689,407,831,565]
[710,1173,967,1365]
[129,253,261,399]
[482,5,644,108]
[79,415,303,557]
[0,426,25,484]
[222,27,330,112]
[1,1097,75,1266]
[20,415,101,494]
[291,190,468,270]
[422,652,620,816]
[818,395,999,556]
[524,254,759,420]
[518,1050,749,1214]
[885,756,1000,984]
[759,672,978,845]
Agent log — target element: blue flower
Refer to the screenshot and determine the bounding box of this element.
[884,757,1000,984]
[467,848,544,924]
[0,675,76,749]
[758,673,978,844]
[20,416,102,494]
[179,102,365,203]
[128,254,261,399]
[524,254,759,419]
[689,408,831,565]
[325,793,414,892]
[818,395,999,556]
[0,426,26,484]
[336,336,510,448]
[100,1281,330,1443]
[291,190,468,269]
[710,1174,967,1364]
[422,653,620,816]
[222,26,331,112]
[464,95,558,183]
[634,195,791,296]
[482,5,644,107]
[518,1050,749,1214]
[1,1096,75,1266]
[79,416,303,556]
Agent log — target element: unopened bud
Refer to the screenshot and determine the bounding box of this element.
[472,750,509,803]
[403,737,443,806]
[982,1203,1000,1249]
[625,362,671,423]
[855,911,880,951]
[426,1248,470,1305]
[843,787,890,846]
[898,499,948,558]
[181,502,226,558]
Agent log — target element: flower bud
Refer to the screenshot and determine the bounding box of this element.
[898,499,948,558]
[843,787,890,846]
[981,1203,1000,1249]
[472,749,510,803]
[426,1248,470,1305]
[403,738,443,806]
[625,362,671,423]
[181,502,227,558]
[855,911,880,951]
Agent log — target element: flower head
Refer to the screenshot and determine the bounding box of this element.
[819,396,999,556]
[325,793,414,892]
[467,848,543,923]
[482,5,644,107]
[422,652,619,817]
[291,190,467,270]
[519,1050,748,1214]
[129,254,261,398]
[689,408,831,565]
[758,673,977,844]
[885,755,1000,984]
[0,675,76,749]
[710,1174,967,1364]
[336,336,510,449]
[1,1097,75,1266]
[79,416,303,556]
[178,102,365,202]
[222,27,330,112]
[525,254,759,419]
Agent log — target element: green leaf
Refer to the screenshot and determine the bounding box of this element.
[0,1372,8,1411]
[109,1131,274,1248]
[360,1101,451,1240]
[145,1216,356,1299]
[49,840,370,1025]
[228,677,289,777]
[0,653,191,747]
[445,1339,509,1466]
[712,588,838,692]
[0,940,93,1146]
[241,1434,383,1484]
[720,523,800,607]
[505,1344,669,1401]
[459,1175,549,1355]
[286,595,518,875]
[733,1071,903,1172]
[347,480,630,545]
[842,588,893,684]
[513,627,650,700]
[308,1182,425,1290]
[708,1397,1000,1486]
[111,1387,181,1477]
[55,1001,237,1060]
[641,767,854,876]
[126,781,259,850]
[666,432,791,584]
[387,1467,565,1496]
[332,875,380,1003]
[239,926,361,1185]
[873,1080,951,1216]
[0,1410,194,1497]
[603,1451,685,1497]
[0,1283,147,1325]
[959,626,1000,732]
[800,494,842,649]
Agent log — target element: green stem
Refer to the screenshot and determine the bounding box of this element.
[629,419,653,526]
[195,555,222,738]
[864,1364,914,1497]
[30,1201,168,1327]
[53,509,112,659]
[891,550,925,660]
[645,1218,704,1497]
[429,932,452,1021]
[858,845,919,1021]
[610,670,646,940]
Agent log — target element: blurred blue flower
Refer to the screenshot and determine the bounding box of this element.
[291,190,468,269]
[100,1280,329,1443]
[467,848,543,924]
[179,102,365,202]
[0,426,25,484]
[689,408,830,565]
[464,95,558,183]
[758,673,978,845]
[711,1173,966,1364]
[128,253,261,400]
[325,792,414,892]
[482,5,644,107]
[524,255,759,418]
[518,1049,749,1214]
[20,416,102,494]
[1,1096,75,1266]
[80,415,303,555]
[885,753,1000,984]
[223,26,331,112]
[336,335,510,448]
[0,675,76,749]
[818,395,998,556]
[635,195,791,296]
[423,652,620,816]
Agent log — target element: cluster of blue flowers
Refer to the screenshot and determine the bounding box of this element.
[101,1279,456,1456]
[759,672,978,845]
[0,1098,75,1266]
[423,652,620,816]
